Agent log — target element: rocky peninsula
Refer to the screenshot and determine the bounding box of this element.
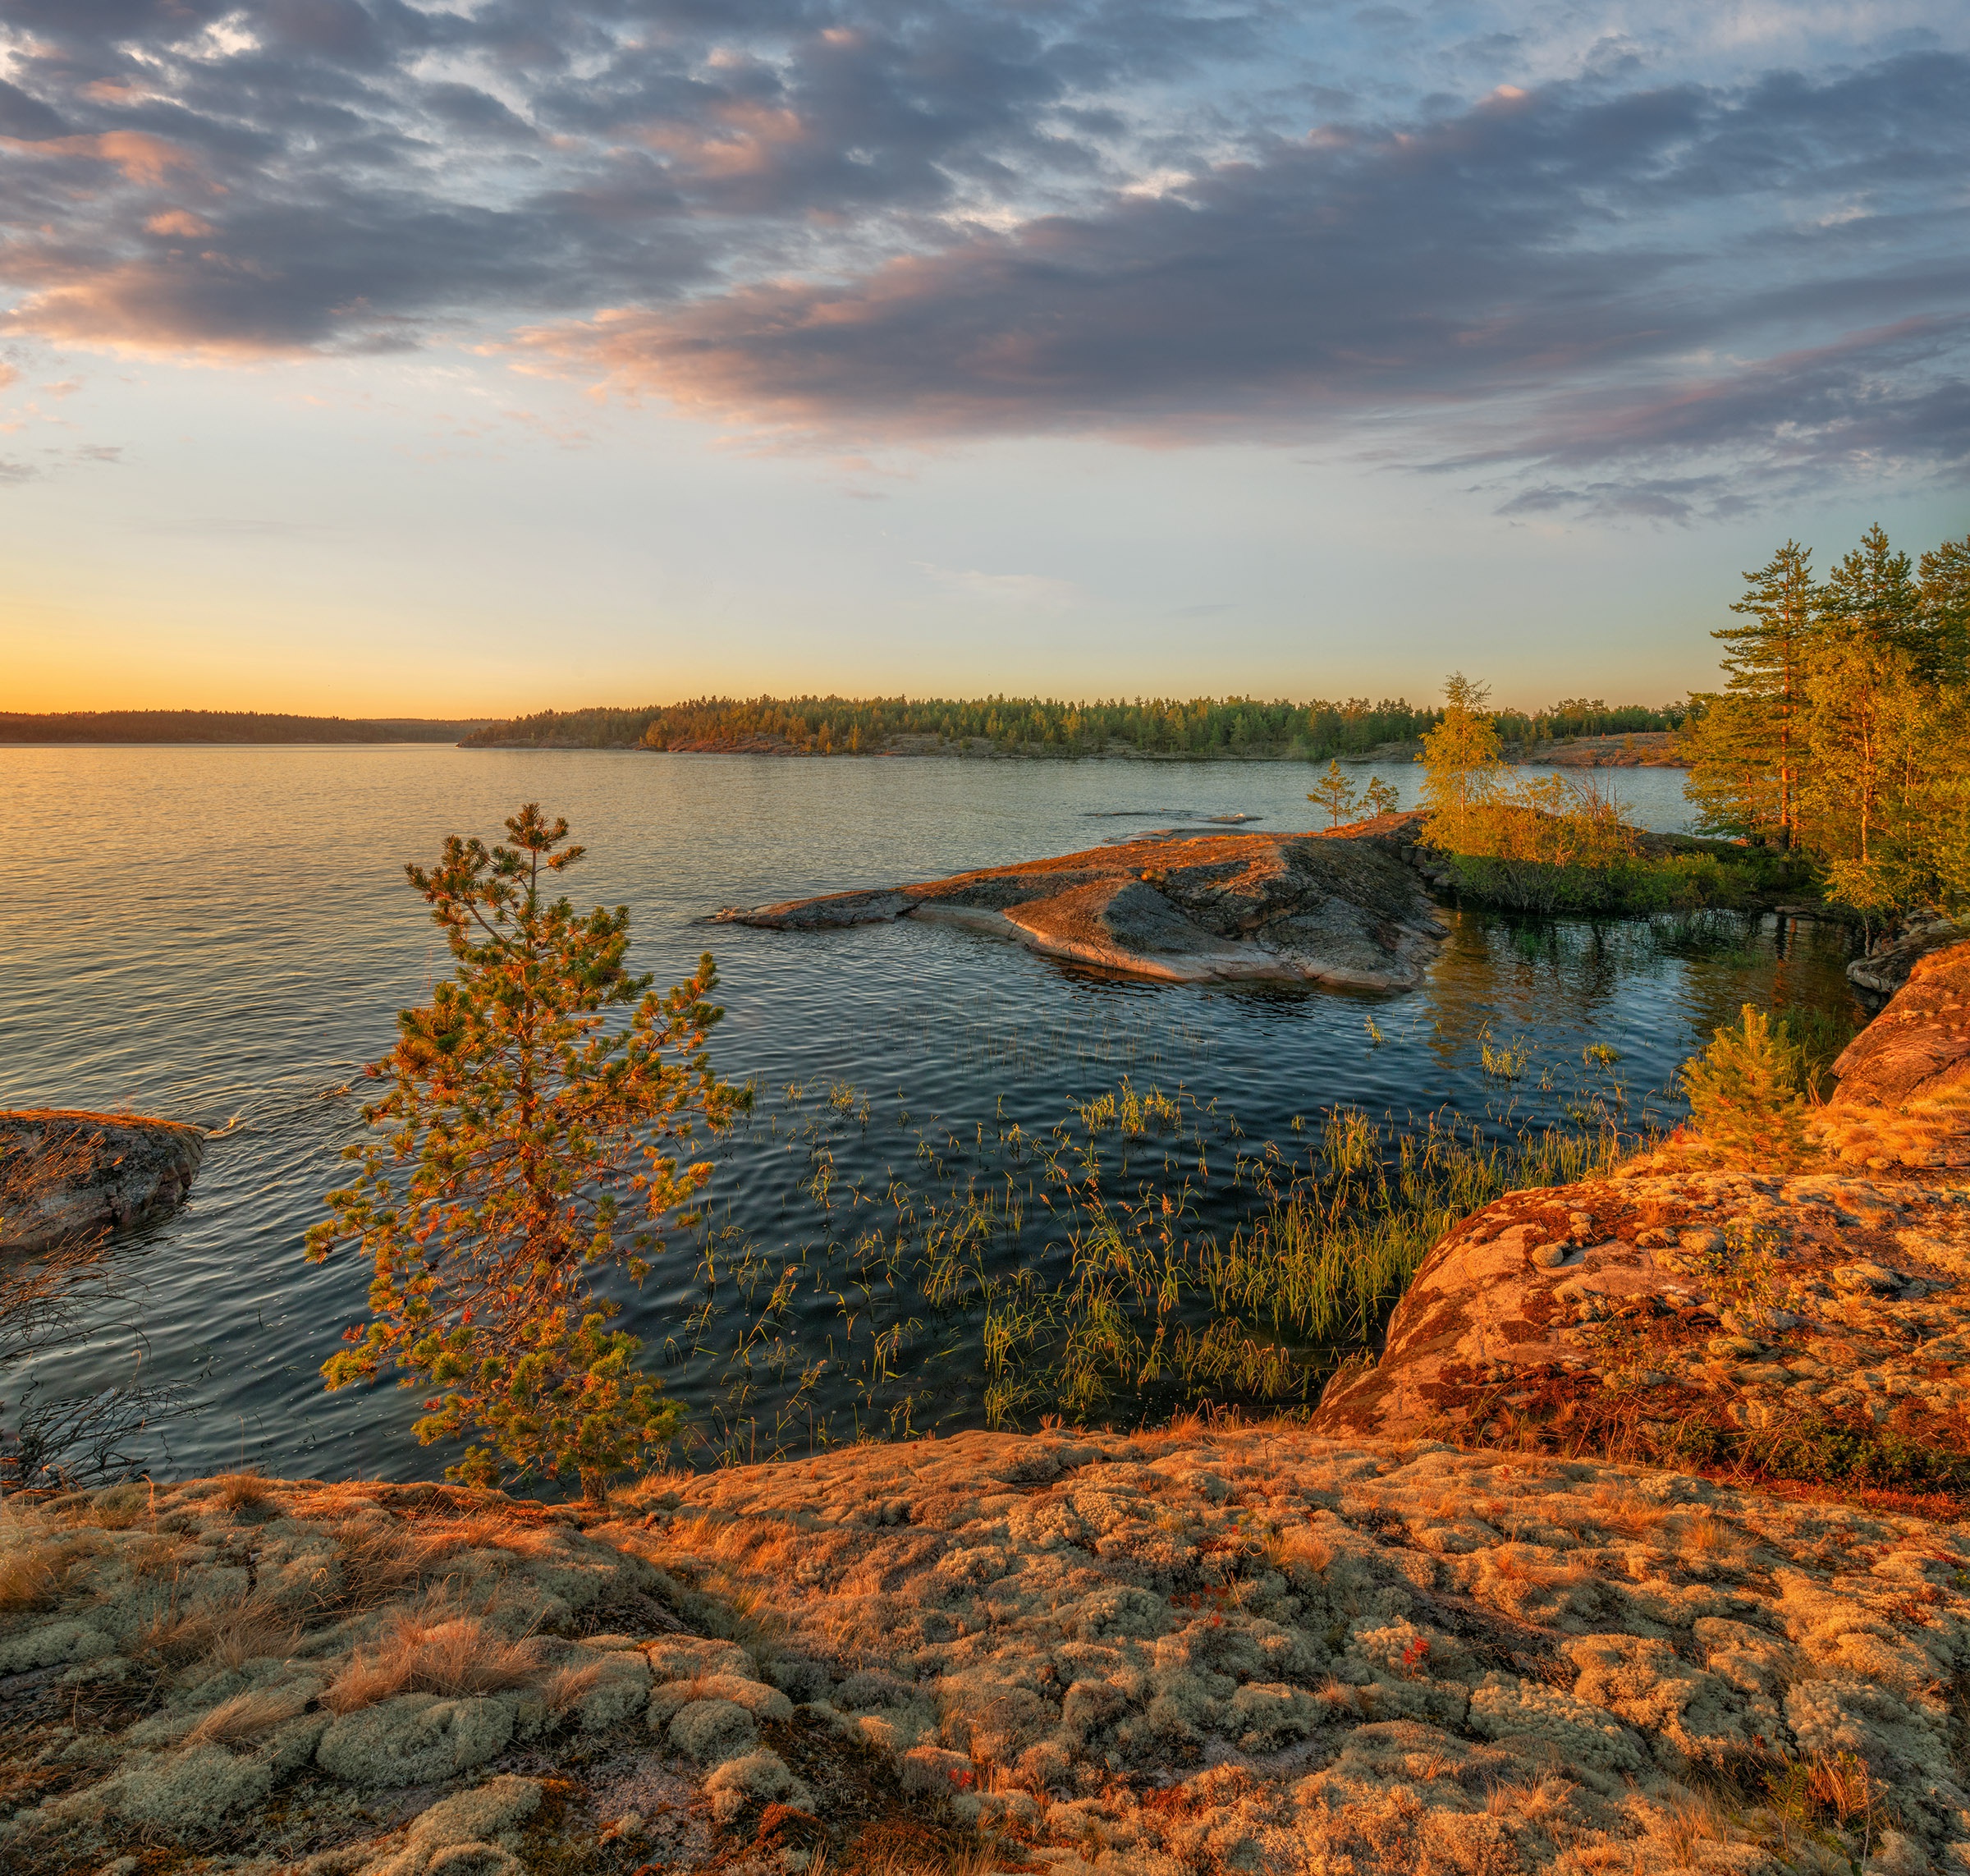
[714,814,1449,990]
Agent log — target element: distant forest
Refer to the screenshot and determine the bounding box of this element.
[0,711,491,744]
[464,695,1686,759]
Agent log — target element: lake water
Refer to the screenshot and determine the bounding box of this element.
[0,747,1858,1487]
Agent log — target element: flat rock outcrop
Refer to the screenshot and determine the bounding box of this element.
[715,814,1449,989]
[0,1109,206,1253]
[7,1434,1966,1874]
[1313,942,1970,1475]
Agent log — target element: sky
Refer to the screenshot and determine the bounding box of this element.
[2,2,1968,718]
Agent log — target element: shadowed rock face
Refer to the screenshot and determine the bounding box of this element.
[715,813,1448,989]
[1310,940,1970,1453]
[0,1109,206,1253]
[1849,915,1968,1008]
[1833,936,1970,1105]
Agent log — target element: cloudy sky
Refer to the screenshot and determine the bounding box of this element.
[3,1,1967,715]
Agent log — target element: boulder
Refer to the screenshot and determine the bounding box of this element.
[1830,938,1970,1105]
[1,1109,206,1252]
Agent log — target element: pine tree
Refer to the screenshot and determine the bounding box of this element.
[1680,1006,1812,1170]
[1361,776,1401,818]
[1919,532,1970,688]
[1820,523,1924,661]
[1417,672,1503,850]
[308,804,749,1502]
[1308,759,1361,828]
[1703,540,1817,843]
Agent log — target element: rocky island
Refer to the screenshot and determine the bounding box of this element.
[714,814,1449,990]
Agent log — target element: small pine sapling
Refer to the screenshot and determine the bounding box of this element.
[1679,1004,1812,1170]
[1360,776,1401,818]
[1308,759,1362,828]
[308,804,750,1502]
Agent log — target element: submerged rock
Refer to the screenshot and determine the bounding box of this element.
[714,812,1448,989]
[0,1108,206,1252]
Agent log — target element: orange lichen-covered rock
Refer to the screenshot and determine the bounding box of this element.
[1313,939,1970,1452]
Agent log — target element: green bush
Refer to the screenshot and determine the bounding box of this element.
[1444,849,1761,915]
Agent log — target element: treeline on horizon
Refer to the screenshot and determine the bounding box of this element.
[464,692,1686,759]
[0,710,489,744]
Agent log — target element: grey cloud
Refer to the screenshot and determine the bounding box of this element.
[0,4,1961,508]
[0,2,1248,353]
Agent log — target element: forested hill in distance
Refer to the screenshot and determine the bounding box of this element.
[462,695,1688,761]
[0,711,492,744]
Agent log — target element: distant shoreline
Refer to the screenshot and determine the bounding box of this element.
[465,733,1691,770]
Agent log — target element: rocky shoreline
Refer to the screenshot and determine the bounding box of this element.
[713,814,1450,989]
[3,1432,1965,1874]
[7,935,1963,1876]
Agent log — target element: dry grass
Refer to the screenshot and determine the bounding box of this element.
[316,1507,558,1617]
[1641,1787,1732,1866]
[0,1541,62,1613]
[136,1591,298,1672]
[212,1472,276,1516]
[1481,1544,1587,1588]
[541,1661,609,1714]
[124,1533,186,1580]
[321,1602,542,1714]
[182,1685,314,1747]
[80,1482,153,1530]
[1584,1487,1674,1539]
[1665,1512,1757,1566]
[1797,1749,1878,1823]
[1272,1529,1335,1584]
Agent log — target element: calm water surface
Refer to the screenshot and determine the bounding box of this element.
[0,747,1857,1484]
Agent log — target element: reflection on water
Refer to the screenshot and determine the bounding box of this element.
[0,746,1858,1485]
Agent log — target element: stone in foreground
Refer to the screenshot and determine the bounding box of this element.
[0,1108,207,1253]
[715,813,1448,989]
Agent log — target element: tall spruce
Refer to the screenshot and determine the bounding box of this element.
[308,804,749,1502]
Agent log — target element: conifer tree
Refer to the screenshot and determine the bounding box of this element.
[1919,532,1970,688]
[1820,523,1924,660]
[1702,540,1817,843]
[308,805,748,1502]
[1361,776,1401,818]
[1680,1006,1812,1170]
[1308,759,1361,828]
